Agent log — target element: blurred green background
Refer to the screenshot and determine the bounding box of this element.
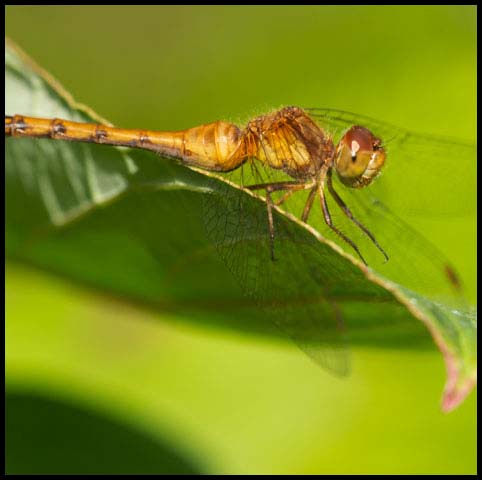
[6,5,476,474]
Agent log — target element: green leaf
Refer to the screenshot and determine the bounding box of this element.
[5,38,476,411]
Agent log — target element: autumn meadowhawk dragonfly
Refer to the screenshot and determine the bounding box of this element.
[5,106,475,374]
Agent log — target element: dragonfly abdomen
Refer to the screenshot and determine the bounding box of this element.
[4,114,181,154]
[179,121,247,172]
[4,115,248,172]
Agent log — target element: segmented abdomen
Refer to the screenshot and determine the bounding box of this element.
[179,121,247,172]
[5,115,249,172]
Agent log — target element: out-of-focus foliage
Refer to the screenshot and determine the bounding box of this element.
[5,38,476,407]
[6,391,203,474]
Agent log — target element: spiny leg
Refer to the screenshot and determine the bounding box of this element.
[246,180,302,192]
[248,181,314,208]
[301,186,318,223]
[273,183,310,206]
[264,186,276,261]
[327,171,389,262]
[274,188,297,206]
[248,181,309,262]
[319,184,368,266]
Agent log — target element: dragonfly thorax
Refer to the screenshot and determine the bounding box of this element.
[246,106,335,181]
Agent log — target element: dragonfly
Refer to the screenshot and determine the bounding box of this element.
[5,106,475,374]
[5,107,389,264]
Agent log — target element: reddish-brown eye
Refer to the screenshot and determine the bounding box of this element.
[334,126,386,188]
[344,126,378,153]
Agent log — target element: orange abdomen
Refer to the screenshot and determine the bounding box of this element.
[5,115,249,173]
[178,121,247,172]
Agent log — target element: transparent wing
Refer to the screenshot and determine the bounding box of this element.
[202,171,350,376]
[308,172,468,308]
[202,107,472,375]
[306,108,476,217]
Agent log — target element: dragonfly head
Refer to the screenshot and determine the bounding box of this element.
[334,126,386,188]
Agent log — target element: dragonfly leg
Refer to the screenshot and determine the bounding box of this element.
[326,171,389,262]
[319,183,368,266]
[247,181,314,261]
[247,181,315,207]
[273,183,310,206]
[265,186,277,261]
[301,186,318,223]
[247,180,302,192]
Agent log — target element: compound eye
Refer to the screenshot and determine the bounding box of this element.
[346,126,377,152]
[335,126,386,188]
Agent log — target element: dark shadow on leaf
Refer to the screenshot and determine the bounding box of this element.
[6,390,205,475]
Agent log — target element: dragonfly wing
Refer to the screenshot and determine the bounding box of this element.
[320,173,468,307]
[307,108,476,217]
[202,176,350,376]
